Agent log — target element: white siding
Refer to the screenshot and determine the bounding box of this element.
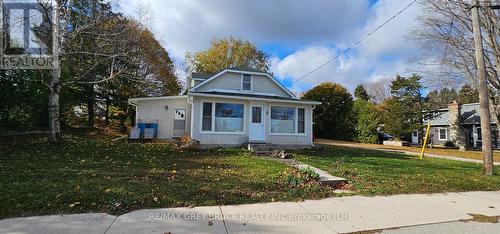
[252,75,290,97]
[266,104,313,146]
[191,96,249,146]
[195,72,291,97]
[135,97,191,139]
[190,96,313,147]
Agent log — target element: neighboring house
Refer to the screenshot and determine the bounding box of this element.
[416,101,499,148]
[128,67,321,148]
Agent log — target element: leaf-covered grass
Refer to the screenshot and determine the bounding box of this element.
[296,146,500,195]
[0,134,332,219]
[316,139,500,162]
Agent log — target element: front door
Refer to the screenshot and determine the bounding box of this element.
[412,131,419,144]
[249,105,265,142]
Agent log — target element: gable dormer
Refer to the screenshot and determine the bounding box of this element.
[190,67,296,99]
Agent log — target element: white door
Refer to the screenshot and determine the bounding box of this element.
[412,131,419,144]
[173,109,186,137]
[249,106,265,142]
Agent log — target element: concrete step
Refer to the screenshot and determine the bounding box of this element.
[247,143,281,152]
[293,163,348,186]
[262,156,348,186]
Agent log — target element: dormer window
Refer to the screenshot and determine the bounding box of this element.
[242,74,252,91]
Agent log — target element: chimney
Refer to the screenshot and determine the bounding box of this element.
[448,100,461,126]
[448,100,465,150]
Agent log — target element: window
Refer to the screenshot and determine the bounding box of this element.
[215,103,244,132]
[271,106,296,133]
[252,106,262,123]
[439,128,447,140]
[202,103,212,131]
[298,108,305,133]
[242,74,252,91]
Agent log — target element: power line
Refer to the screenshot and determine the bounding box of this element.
[290,0,418,85]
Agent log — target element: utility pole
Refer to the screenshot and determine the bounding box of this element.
[471,0,494,175]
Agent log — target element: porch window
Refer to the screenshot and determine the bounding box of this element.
[439,128,447,140]
[242,74,252,91]
[202,102,212,131]
[215,103,244,132]
[298,108,305,133]
[271,106,296,133]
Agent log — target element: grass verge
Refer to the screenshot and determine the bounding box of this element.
[296,146,500,195]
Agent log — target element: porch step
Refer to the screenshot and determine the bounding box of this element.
[247,143,281,153]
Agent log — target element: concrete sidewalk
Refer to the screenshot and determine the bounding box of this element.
[1,191,499,234]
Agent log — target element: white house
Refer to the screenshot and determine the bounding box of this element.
[128,67,321,148]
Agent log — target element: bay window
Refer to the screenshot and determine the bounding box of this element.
[271,106,306,134]
[202,102,244,133]
[298,108,305,134]
[202,102,212,131]
[215,103,244,132]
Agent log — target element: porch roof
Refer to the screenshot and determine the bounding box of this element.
[189,91,322,105]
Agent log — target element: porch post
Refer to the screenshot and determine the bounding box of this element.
[473,124,478,148]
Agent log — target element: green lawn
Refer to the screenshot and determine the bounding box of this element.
[2,135,500,219]
[296,146,500,195]
[0,134,331,219]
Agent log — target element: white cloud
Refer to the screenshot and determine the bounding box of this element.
[358,0,422,59]
[270,0,423,93]
[116,0,427,93]
[118,0,370,58]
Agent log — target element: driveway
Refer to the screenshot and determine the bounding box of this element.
[1,191,499,234]
[315,139,500,166]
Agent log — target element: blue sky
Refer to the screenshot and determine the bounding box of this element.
[118,0,426,94]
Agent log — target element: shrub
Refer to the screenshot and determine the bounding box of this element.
[444,141,456,148]
[298,166,320,181]
[283,167,320,187]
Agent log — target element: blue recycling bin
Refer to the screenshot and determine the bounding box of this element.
[137,122,147,137]
[146,123,158,138]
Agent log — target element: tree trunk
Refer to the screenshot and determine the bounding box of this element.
[48,73,61,143]
[48,0,61,143]
[87,91,95,128]
[105,96,110,126]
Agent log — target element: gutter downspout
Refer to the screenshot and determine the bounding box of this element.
[186,94,194,137]
[311,105,316,147]
[128,100,138,127]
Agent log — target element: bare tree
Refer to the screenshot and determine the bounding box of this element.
[364,78,393,104]
[412,0,500,129]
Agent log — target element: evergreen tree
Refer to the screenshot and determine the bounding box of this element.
[353,99,381,143]
[426,87,458,109]
[384,74,425,139]
[458,84,479,104]
[354,84,370,101]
